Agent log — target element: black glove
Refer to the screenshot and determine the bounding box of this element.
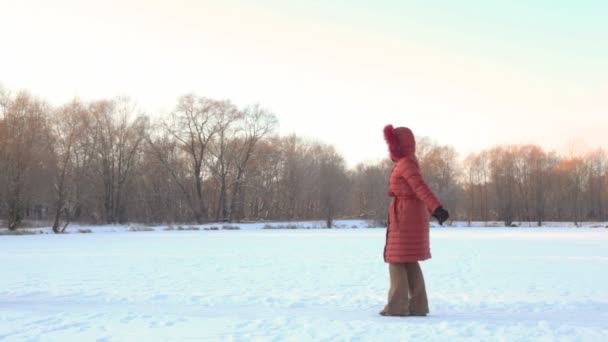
[432,206,449,225]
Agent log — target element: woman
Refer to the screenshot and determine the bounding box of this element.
[380,125,449,317]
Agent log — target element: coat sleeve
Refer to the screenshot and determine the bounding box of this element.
[399,158,442,214]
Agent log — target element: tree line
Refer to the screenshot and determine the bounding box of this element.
[1,85,606,231]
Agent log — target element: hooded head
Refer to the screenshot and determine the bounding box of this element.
[383,124,416,161]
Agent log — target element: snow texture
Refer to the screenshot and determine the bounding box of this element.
[1,225,607,341]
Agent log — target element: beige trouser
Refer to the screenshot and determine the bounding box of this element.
[383,262,429,315]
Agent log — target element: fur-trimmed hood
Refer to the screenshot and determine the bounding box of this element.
[383,125,416,160]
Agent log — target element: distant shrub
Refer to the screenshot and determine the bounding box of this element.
[0,229,37,236]
[366,220,386,228]
[14,220,48,229]
[204,226,219,231]
[263,224,298,229]
[221,225,240,230]
[78,229,93,234]
[165,226,200,231]
[128,224,154,232]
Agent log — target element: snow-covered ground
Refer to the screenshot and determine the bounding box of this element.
[1,226,607,341]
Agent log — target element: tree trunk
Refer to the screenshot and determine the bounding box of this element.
[194,167,207,223]
[60,208,71,233]
[7,200,21,231]
[52,198,63,233]
[229,166,245,222]
[216,180,228,222]
[326,208,333,228]
[7,180,21,231]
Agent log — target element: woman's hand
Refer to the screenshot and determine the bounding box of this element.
[432,206,449,225]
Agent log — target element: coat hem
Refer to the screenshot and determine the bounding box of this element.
[384,255,432,263]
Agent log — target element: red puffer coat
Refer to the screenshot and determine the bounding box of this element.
[383,125,442,263]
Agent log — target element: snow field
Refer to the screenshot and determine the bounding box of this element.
[1,228,607,341]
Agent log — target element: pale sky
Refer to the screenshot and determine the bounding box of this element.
[1,0,607,166]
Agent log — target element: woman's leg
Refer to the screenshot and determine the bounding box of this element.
[383,263,410,315]
[404,262,429,315]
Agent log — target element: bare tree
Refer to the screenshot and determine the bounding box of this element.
[351,160,392,222]
[585,149,607,221]
[0,92,52,230]
[149,94,225,223]
[319,147,350,228]
[228,104,277,222]
[520,146,554,226]
[555,158,587,226]
[463,152,491,225]
[90,98,147,224]
[488,146,518,226]
[240,136,284,220]
[418,142,461,221]
[206,100,241,222]
[50,99,90,232]
[277,135,307,220]
[143,126,193,223]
